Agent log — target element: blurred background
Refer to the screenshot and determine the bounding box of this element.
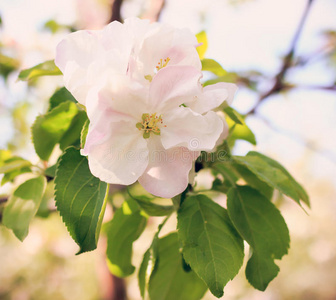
[0,0,335,299]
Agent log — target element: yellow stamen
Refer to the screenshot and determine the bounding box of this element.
[136,113,166,139]
[156,57,170,71]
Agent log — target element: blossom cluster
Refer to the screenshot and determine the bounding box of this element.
[55,18,237,198]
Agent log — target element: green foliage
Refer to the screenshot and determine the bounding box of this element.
[201,59,227,77]
[138,216,168,298]
[0,156,32,185]
[3,176,46,241]
[18,60,62,81]
[54,147,108,254]
[223,106,243,125]
[234,151,310,207]
[225,162,274,199]
[80,119,90,149]
[105,199,147,277]
[177,194,244,297]
[147,233,208,300]
[139,248,151,298]
[59,109,87,150]
[245,251,280,291]
[227,186,290,289]
[127,192,174,216]
[0,53,20,78]
[227,117,257,146]
[32,101,87,160]
[196,31,208,59]
[48,87,77,111]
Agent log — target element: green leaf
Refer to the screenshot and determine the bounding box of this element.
[44,164,57,178]
[36,180,55,218]
[138,248,151,298]
[148,233,208,300]
[54,147,108,253]
[201,58,227,76]
[59,109,88,150]
[32,101,79,160]
[227,186,289,258]
[106,198,147,277]
[138,216,170,298]
[48,87,77,111]
[3,176,46,241]
[223,107,243,125]
[245,251,280,291]
[196,31,207,59]
[0,157,31,174]
[0,53,20,78]
[177,194,244,298]
[203,73,239,86]
[227,162,273,199]
[0,157,32,185]
[234,151,309,207]
[227,186,289,290]
[227,118,256,146]
[127,192,174,217]
[18,60,62,81]
[80,119,90,149]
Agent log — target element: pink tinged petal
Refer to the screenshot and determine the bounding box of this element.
[83,121,149,185]
[134,24,201,79]
[55,30,101,72]
[95,75,150,121]
[161,107,224,151]
[214,114,230,148]
[149,66,202,111]
[138,137,199,198]
[55,26,132,105]
[187,82,238,115]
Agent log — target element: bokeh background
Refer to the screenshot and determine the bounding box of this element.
[0,0,335,299]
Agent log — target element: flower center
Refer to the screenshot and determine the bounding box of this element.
[136,113,166,139]
[156,57,170,71]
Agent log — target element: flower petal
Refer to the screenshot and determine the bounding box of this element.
[55,23,132,105]
[149,66,202,111]
[83,121,149,185]
[161,107,224,151]
[134,24,201,79]
[138,136,199,198]
[187,82,238,114]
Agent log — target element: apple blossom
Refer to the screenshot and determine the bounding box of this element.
[55,17,201,105]
[55,18,237,198]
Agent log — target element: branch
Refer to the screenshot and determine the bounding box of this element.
[0,197,8,204]
[110,0,123,23]
[247,0,315,115]
[142,0,166,22]
[153,0,166,22]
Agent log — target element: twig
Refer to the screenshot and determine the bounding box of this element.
[247,0,315,115]
[0,197,8,204]
[154,0,166,22]
[110,0,123,23]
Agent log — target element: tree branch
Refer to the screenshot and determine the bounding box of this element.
[0,197,8,204]
[110,0,123,23]
[247,0,315,115]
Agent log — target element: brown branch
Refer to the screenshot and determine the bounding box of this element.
[142,0,166,22]
[0,197,8,204]
[110,0,123,23]
[247,0,315,115]
[154,0,166,22]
